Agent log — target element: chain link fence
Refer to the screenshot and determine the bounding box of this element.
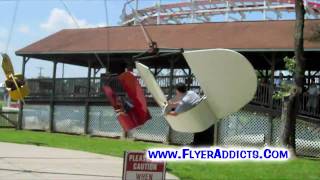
[53,105,85,134]
[0,112,17,128]
[88,106,123,137]
[88,106,193,145]
[270,117,320,157]
[22,105,50,130]
[128,107,169,143]
[21,104,320,157]
[218,110,270,147]
[218,111,320,158]
[295,120,320,157]
[0,116,14,127]
[270,117,280,146]
[170,130,194,145]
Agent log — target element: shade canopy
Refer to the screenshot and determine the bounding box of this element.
[16,20,320,70]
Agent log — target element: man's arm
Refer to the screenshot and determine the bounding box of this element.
[167,99,181,110]
[167,111,178,116]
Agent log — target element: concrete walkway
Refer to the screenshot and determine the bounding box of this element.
[0,142,178,180]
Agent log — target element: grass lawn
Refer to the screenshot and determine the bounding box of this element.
[0,128,319,180]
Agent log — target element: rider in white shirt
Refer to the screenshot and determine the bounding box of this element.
[167,83,201,116]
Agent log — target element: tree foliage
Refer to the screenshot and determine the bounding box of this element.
[272,56,296,100]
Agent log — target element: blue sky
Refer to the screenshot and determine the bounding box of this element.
[0,0,306,82]
[0,0,168,82]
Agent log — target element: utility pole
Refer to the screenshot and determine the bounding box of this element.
[37,66,44,78]
[62,63,65,78]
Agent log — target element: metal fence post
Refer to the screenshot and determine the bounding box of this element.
[166,58,176,144]
[267,114,274,146]
[17,56,28,130]
[49,61,57,132]
[213,123,219,145]
[269,53,276,108]
[84,66,92,134]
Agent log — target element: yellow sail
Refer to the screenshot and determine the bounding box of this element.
[1,53,15,79]
[1,54,30,101]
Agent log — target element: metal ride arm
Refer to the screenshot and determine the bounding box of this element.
[133,22,184,60]
[129,3,184,61]
[135,49,184,61]
[139,24,158,54]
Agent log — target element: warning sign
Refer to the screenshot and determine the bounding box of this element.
[123,151,166,180]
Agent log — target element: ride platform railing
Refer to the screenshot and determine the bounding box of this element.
[26,76,320,120]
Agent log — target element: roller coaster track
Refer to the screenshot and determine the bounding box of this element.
[121,0,320,25]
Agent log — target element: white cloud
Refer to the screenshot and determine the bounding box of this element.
[18,25,31,34]
[40,8,102,33]
[97,22,107,27]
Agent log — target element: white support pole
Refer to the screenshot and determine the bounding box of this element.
[225,1,229,21]
[134,0,139,25]
[157,0,161,24]
[191,0,195,23]
[263,0,267,20]
[136,0,138,11]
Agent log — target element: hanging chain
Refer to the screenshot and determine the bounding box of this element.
[60,0,80,28]
[59,0,108,69]
[5,0,20,53]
